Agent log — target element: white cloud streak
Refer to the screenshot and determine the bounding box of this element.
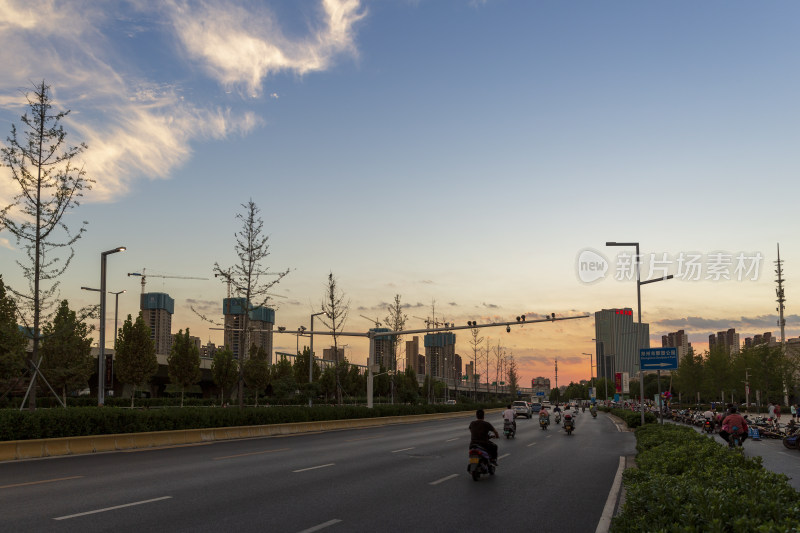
[0,0,363,203]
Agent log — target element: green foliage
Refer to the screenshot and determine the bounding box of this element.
[0,403,502,441]
[167,328,201,407]
[396,366,419,404]
[0,275,26,382]
[211,347,238,403]
[612,424,800,532]
[114,314,158,407]
[40,300,94,403]
[243,344,270,405]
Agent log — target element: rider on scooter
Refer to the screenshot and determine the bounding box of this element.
[502,404,517,432]
[720,405,748,445]
[469,409,499,465]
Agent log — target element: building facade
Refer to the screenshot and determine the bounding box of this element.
[222,298,274,362]
[424,332,456,379]
[661,329,692,360]
[708,328,740,354]
[405,336,422,374]
[140,292,174,356]
[594,308,650,379]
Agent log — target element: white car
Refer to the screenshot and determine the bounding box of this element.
[512,401,532,419]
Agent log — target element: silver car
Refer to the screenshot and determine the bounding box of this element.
[512,400,532,419]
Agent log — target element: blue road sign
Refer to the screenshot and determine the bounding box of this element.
[639,347,678,370]
[536,391,545,396]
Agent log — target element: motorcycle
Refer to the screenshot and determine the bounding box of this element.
[503,419,516,439]
[539,415,549,430]
[727,425,744,449]
[703,419,714,434]
[563,414,575,435]
[590,408,597,418]
[555,413,561,424]
[467,439,497,481]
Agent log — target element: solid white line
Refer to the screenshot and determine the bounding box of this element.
[497,453,510,460]
[596,456,625,533]
[293,463,335,473]
[391,447,415,453]
[53,496,172,520]
[527,442,537,447]
[297,519,342,533]
[429,474,459,485]
[446,437,459,442]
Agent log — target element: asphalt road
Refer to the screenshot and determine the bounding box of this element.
[0,410,634,532]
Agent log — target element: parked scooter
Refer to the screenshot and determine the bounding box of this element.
[503,419,516,439]
[563,414,575,435]
[467,438,497,481]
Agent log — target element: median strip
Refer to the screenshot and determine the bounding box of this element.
[213,448,290,460]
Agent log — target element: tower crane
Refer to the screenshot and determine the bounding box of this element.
[127,268,209,293]
[360,315,382,328]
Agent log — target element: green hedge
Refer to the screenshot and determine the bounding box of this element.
[612,424,800,532]
[0,402,503,441]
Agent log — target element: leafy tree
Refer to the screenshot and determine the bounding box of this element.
[244,343,270,405]
[319,272,349,404]
[506,355,520,398]
[214,200,290,408]
[39,300,93,405]
[374,364,390,399]
[319,366,337,402]
[0,81,94,409]
[397,366,419,404]
[467,324,484,400]
[384,294,407,402]
[270,357,296,400]
[167,329,201,407]
[674,347,703,403]
[0,275,27,385]
[211,347,238,405]
[291,346,320,401]
[115,314,158,407]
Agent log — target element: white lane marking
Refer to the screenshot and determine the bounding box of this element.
[293,463,335,473]
[297,519,342,533]
[779,452,794,457]
[446,437,459,442]
[497,453,510,460]
[527,442,537,447]
[391,447,415,453]
[53,496,172,520]
[429,474,459,486]
[595,456,625,533]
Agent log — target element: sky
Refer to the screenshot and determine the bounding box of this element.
[1,0,799,388]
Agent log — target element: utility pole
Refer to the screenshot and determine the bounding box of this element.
[775,244,789,406]
[554,358,559,404]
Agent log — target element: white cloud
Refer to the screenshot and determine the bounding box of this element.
[0,236,13,250]
[165,0,365,96]
[0,0,362,204]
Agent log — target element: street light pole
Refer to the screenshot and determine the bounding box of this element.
[98,246,125,406]
[582,352,593,399]
[309,312,324,407]
[607,241,673,425]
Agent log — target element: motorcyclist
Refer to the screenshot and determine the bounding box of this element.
[502,404,517,432]
[539,406,550,425]
[562,405,575,428]
[720,405,749,445]
[469,409,499,464]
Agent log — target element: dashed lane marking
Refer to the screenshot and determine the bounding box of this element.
[429,474,459,485]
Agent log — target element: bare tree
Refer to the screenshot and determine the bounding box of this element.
[384,294,407,403]
[507,354,519,398]
[0,81,93,409]
[468,325,484,400]
[492,340,504,394]
[319,272,349,405]
[214,200,289,408]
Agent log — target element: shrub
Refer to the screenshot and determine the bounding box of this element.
[611,424,800,532]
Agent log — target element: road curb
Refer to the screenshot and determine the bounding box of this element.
[0,409,499,462]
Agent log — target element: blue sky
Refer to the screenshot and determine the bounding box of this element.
[1,0,799,385]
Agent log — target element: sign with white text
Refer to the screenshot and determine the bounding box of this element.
[639,348,678,370]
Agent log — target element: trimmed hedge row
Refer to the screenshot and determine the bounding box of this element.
[612,424,800,532]
[0,403,502,441]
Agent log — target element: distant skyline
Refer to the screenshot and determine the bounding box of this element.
[1,1,799,387]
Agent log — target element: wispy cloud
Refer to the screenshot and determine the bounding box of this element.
[0,237,13,250]
[165,0,366,97]
[0,0,364,204]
